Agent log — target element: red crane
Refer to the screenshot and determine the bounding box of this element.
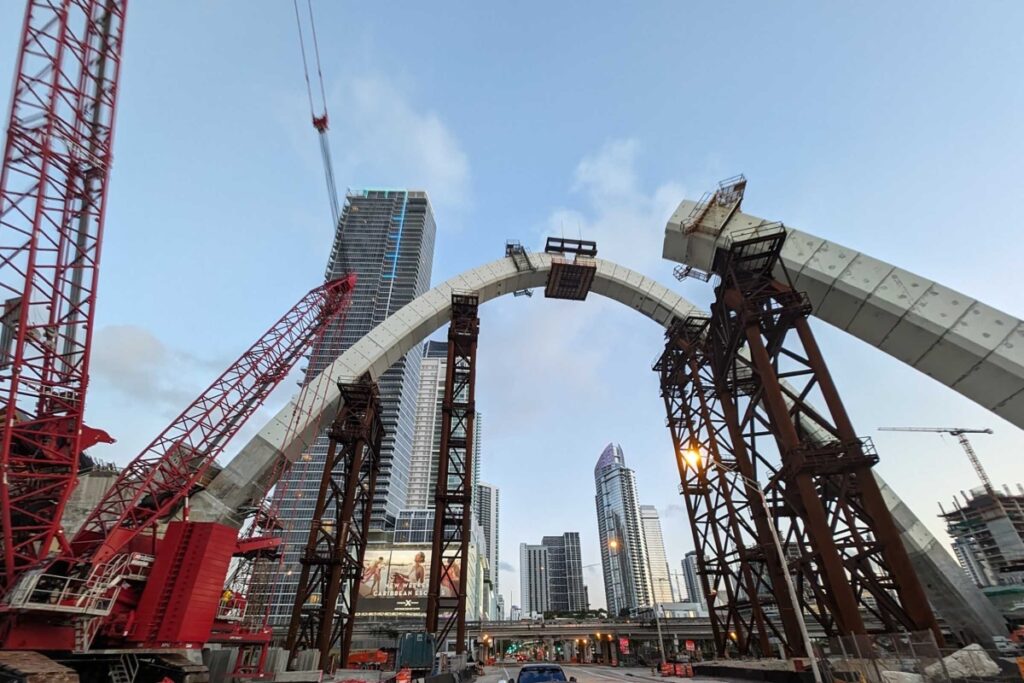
[1,276,355,652]
[0,0,128,590]
[69,275,355,566]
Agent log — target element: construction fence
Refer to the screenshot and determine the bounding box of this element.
[821,631,1022,683]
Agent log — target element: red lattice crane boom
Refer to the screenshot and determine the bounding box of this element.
[70,275,355,566]
[0,0,128,590]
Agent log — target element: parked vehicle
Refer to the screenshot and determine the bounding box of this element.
[508,664,576,683]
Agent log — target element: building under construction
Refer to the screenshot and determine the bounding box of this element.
[941,486,1024,588]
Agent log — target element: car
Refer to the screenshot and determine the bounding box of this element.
[512,664,576,683]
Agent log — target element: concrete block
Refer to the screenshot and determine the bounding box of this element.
[923,644,1001,679]
[880,671,923,683]
[275,672,323,682]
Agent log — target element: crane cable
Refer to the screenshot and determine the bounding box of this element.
[292,0,341,227]
[306,0,329,120]
[292,0,317,119]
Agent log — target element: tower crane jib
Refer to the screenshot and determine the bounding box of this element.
[878,427,995,494]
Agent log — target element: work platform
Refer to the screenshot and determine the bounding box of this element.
[544,237,597,300]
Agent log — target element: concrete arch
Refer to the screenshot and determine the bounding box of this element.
[190,248,1004,646]
[197,254,698,521]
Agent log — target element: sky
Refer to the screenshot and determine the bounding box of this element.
[2,1,1023,613]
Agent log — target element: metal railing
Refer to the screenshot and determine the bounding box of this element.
[4,552,152,617]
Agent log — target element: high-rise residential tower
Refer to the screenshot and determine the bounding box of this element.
[640,505,674,605]
[495,594,505,621]
[520,543,550,616]
[594,443,651,616]
[406,340,482,510]
[682,551,702,606]
[476,482,500,593]
[269,189,435,625]
[541,532,586,612]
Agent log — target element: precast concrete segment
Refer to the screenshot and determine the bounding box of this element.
[664,200,1024,428]
[193,255,698,523]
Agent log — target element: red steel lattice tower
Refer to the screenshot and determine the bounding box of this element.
[0,0,128,589]
[426,292,479,654]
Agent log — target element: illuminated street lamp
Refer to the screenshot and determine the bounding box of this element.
[681,443,822,683]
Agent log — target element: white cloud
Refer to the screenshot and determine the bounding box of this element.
[90,325,213,411]
[330,76,471,216]
[537,139,685,274]
[88,325,304,468]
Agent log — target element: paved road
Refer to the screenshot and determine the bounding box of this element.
[479,664,718,683]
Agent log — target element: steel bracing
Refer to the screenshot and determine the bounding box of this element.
[0,0,128,590]
[426,292,479,654]
[286,374,383,671]
[655,316,804,658]
[657,226,941,655]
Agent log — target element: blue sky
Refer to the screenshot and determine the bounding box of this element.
[2,1,1023,612]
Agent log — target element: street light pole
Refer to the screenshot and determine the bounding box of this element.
[751,485,822,683]
[683,446,822,683]
[641,545,668,666]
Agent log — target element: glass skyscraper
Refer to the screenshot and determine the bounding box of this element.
[541,532,586,612]
[407,340,482,511]
[594,443,651,616]
[640,505,674,604]
[475,482,500,594]
[682,551,703,607]
[267,189,435,625]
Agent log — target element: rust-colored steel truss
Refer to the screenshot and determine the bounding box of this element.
[426,292,479,654]
[656,226,941,654]
[655,316,804,658]
[285,374,383,671]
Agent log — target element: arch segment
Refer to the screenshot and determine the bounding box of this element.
[194,254,698,522]
[665,198,1024,429]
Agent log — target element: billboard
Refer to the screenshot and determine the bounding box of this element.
[357,547,460,617]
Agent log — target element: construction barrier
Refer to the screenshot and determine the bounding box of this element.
[674,663,694,677]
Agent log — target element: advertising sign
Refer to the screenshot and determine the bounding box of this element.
[357,547,460,617]
[618,637,630,655]
[685,640,696,652]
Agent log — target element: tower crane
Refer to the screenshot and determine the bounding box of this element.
[877,427,995,494]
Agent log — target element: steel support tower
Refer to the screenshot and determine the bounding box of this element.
[426,292,479,654]
[285,375,383,671]
[655,316,804,657]
[658,225,941,653]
